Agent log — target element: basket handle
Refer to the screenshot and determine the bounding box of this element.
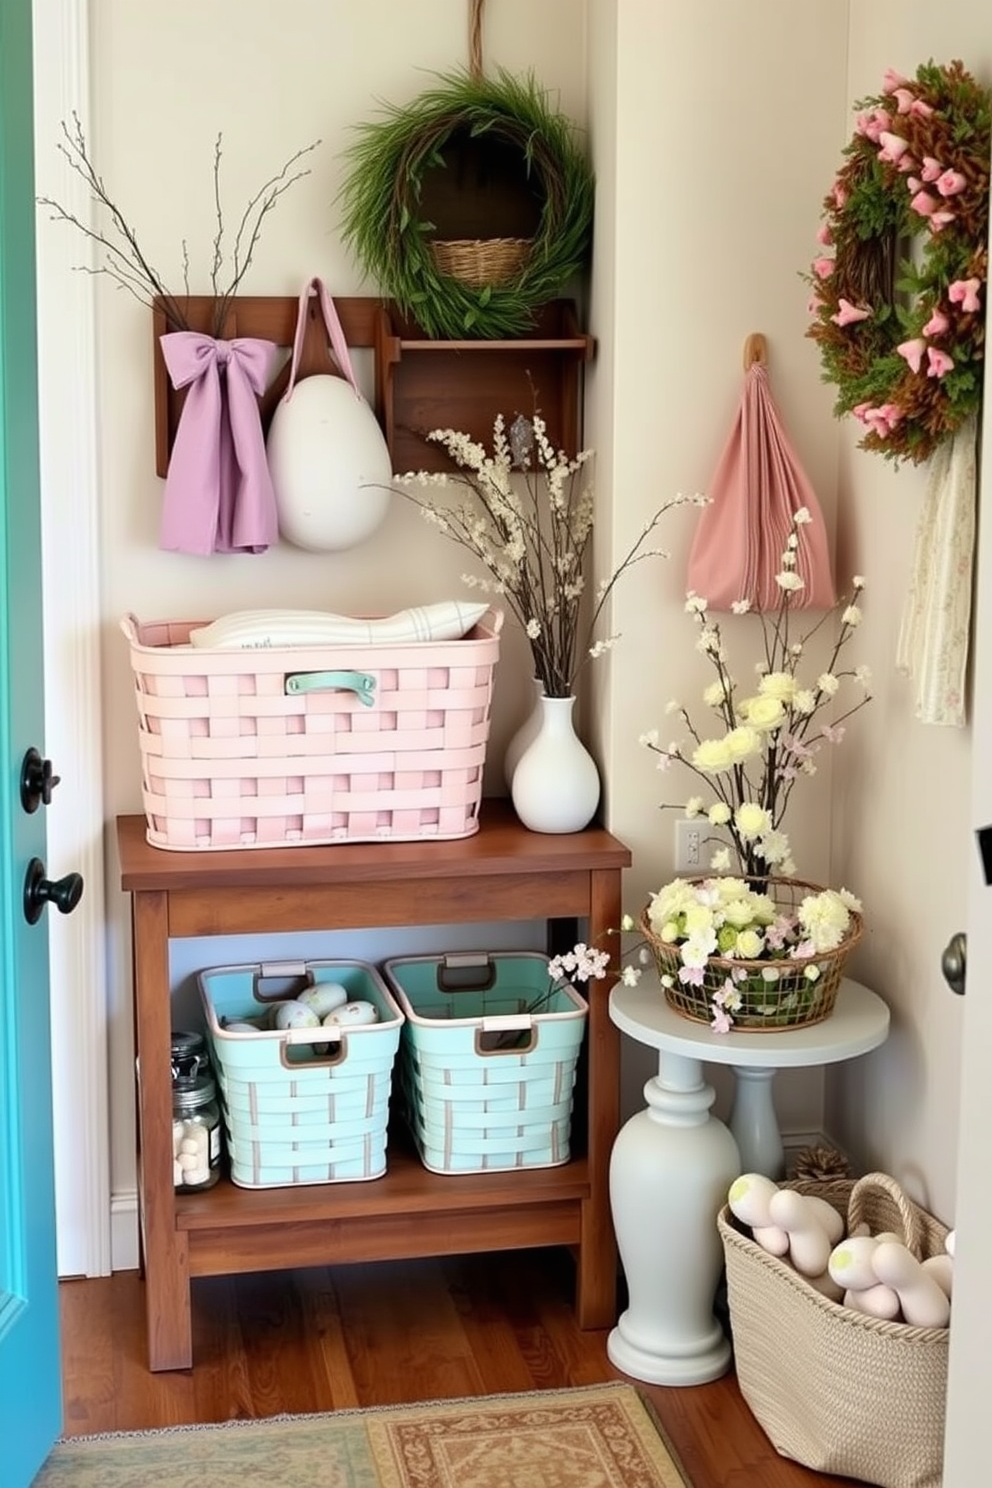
[284,669,376,706]
[847,1171,925,1256]
[436,954,497,992]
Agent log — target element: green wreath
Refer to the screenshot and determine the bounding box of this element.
[805,59,991,464]
[339,68,594,339]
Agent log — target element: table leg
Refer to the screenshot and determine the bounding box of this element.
[728,1066,784,1179]
[132,892,193,1371]
[607,1051,740,1385]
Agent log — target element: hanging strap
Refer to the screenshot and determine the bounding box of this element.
[469,0,486,79]
[282,276,361,402]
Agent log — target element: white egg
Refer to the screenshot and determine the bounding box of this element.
[267,375,393,552]
[223,1019,262,1033]
[297,982,349,1019]
[274,1001,321,1031]
[322,1000,379,1027]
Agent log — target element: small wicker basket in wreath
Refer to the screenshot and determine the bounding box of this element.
[640,876,864,1032]
[430,236,533,287]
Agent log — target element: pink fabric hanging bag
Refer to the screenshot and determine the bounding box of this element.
[687,334,835,611]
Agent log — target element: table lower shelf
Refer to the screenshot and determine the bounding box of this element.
[171,1149,591,1277]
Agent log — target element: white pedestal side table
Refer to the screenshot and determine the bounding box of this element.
[607,976,890,1386]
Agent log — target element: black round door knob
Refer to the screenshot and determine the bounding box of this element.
[20,747,61,813]
[23,858,84,925]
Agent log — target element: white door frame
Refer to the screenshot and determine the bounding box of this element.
[33,0,111,1278]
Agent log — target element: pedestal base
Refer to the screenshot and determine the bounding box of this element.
[608,1052,740,1386]
[607,1316,731,1386]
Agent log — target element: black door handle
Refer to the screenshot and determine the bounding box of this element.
[23,858,84,925]
[20,747,61,813]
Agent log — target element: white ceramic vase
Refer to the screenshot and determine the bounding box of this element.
[510,694,600,834]
[503,677,545,790]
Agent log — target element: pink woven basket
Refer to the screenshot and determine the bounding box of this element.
[121,609,503,850]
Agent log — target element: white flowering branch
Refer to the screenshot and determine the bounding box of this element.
[397,411,700,696]
[640,508,872,879]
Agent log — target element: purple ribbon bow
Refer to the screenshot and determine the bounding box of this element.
[159,332,280,555]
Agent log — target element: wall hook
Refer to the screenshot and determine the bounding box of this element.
[743,332,768,370]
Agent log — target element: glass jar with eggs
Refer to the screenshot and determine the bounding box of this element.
[172,1072,222,1190]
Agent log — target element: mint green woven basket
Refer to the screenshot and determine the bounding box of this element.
[198,959,403,1187]
[381,951,587,1174]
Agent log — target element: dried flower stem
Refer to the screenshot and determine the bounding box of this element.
[38,112,321,336]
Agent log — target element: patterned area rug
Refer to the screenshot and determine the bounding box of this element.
[34,1383,691,1488]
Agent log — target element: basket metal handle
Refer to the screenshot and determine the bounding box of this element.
[284,669,376,705]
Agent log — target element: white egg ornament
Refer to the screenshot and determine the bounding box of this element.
[727,1173,789,1256]
[871,1241,951,1328]
[273,1001,322,1032]
[767,1188,835,1278]
[323,1001,380,1028]
[297,982,349,1019]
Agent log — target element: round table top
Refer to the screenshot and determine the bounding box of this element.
[609,975,890,1069]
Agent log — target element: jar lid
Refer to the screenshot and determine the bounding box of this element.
[170,1030,205,1053]
[172,1073,217,1111]
[171,1029,210,1082]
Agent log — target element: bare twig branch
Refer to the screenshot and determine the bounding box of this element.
[210,133,225,304]
[38,112,322,336]
[213,142,321,329]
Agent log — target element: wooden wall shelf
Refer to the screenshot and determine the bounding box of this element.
[152,295,594,477]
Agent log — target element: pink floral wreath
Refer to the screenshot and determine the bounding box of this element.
[806,60,990,464]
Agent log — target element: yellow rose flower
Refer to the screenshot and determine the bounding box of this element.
[757,671,796,704]
[722,897,756,929]
[739,694,786,733]
[736,928,764,958]
[724,726,762,762]
[735,802,771,839]
[692,736,733,772]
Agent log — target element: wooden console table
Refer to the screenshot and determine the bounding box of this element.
[117,802,630,1371]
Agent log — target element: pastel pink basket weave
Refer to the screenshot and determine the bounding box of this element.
[121,609,503,851]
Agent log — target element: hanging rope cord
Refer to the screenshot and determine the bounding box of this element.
[469,0,485,79]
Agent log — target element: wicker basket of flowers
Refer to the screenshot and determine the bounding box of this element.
[639,874,863,1032]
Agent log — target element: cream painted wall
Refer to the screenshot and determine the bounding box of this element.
[69,0,981,1248]
[78,0,589,1235]
[588,1,851,1131]
[823,3,988,1225]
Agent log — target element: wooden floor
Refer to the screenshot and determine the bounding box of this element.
[58,1247,865,1488]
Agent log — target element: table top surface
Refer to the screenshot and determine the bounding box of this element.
[116,800,631,892]
[610,975,890,1068]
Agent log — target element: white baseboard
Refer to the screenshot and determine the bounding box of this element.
[110,1189,140,1273]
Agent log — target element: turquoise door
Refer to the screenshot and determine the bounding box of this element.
[0,1,64,1482]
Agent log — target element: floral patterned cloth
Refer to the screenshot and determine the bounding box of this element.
[896,414,977,727]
